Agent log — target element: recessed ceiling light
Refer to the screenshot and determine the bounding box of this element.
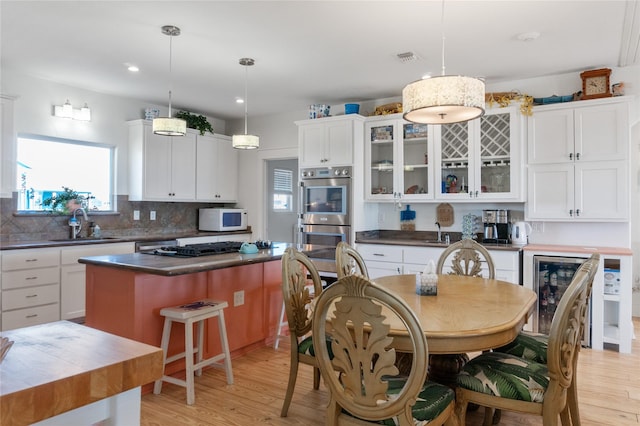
[517,31,540,42]
[236,98,244,104]
[126,64,139,72]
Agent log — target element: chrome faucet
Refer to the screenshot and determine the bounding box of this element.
[435,221,441,242]
[69,208,89,239]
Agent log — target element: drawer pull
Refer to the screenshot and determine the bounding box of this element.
[26,314,38,318]
[373,253,385,257]
[25,294,38,298]
[25,276,38,280]
[25,258,39,262]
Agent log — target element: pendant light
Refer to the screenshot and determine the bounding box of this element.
[232,58,259,149]
[153,25,186,136]
[402,0,485,124]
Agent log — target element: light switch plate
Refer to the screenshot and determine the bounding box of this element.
[133,210,140,221]
[150,211,156,220]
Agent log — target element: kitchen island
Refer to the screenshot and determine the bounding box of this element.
[79,243,327,392]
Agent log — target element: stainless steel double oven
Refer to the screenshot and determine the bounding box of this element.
[299,166,352,247]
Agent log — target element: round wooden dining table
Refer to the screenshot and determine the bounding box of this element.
[373,274,537,386]
[373,274,536,354]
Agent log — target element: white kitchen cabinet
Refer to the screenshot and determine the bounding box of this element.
[526,98,630,221]
[60,242,134,320]
[356,244,403,279]
[528,100,629,164]
[435,106,523,201]
[357,243,521,284]
[1,248,60,331]
[364,115,435,202]
[196,133,238,202]
[128,120,197,201]
[296,115,365,168]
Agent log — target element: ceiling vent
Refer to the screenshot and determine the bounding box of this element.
[397,51,420,63]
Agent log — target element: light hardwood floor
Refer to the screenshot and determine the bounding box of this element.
[141,318,640,425]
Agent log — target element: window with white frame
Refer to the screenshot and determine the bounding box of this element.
[16,134,115,211]
[272,168,293,211]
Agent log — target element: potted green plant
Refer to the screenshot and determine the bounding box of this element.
[175,111,214,135]
[41,186,92,213]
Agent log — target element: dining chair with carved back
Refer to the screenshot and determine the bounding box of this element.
[335,241,369,279]
[312,273,456,425]
[436,239,496,279]
[490,253,600,425]
[454,253,599,426]
[280,247,326,417]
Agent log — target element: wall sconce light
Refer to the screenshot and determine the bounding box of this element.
[53,100,91,121]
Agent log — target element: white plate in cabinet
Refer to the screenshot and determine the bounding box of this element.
[2,248,59,271]
[2,303,60,331]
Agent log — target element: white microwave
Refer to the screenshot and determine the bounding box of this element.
[199,208,248,231]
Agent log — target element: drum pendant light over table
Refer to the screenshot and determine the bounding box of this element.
[153,25,187,136]
[402,0,485,125]
[232,58,259,149]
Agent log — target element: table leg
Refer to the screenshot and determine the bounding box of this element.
[428,354,469,388]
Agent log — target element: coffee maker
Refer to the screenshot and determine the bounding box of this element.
[482,209,511,244]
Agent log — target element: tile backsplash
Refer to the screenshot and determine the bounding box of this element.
[1,193,232,242]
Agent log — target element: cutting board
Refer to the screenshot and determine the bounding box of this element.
[436,203,454,226]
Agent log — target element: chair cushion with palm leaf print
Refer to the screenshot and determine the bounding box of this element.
[494,331,548,364]
[457,352,549,403]
[377,378,455,426]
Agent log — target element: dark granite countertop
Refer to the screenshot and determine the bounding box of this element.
[0,230,253,251]
[355,230,523,252]
[78,243,332,276]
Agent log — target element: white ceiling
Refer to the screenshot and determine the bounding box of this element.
[2,1,639,121]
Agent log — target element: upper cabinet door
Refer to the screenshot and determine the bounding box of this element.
[196,134,238,202]
[435,106,522,201]
[297,116,356,168]
[575,102,629,162]
[365,118,399,200]
[527,108,574,164]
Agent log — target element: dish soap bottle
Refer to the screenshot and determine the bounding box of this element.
[92,224,102,238]
[400,205,416,231]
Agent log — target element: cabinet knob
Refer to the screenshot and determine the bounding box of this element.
[576,153,581,160]
[569,153,573,160]
[576,209,581,216]
[569,209,574,216]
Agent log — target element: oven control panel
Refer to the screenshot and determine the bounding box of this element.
[301,166,351,179]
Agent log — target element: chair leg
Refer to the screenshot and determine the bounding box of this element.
[567,379,581,425]
[280,354,299,417]
[454,389,469,426]
[217,310,234,385]
[195,319,204,377]
[153,317,172,395]
[184,319,196,405]
[313,366,321,390]
[483,407,494,426]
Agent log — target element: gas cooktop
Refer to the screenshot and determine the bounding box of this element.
[151,241,244,257]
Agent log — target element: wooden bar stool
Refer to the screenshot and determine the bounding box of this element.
[153,299,234,405]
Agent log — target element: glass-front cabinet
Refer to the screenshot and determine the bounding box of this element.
[365,115,434,201]
[436,105,522,201]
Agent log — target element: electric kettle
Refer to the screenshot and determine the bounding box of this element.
[511,221,532,245]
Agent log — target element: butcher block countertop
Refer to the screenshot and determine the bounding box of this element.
[78,243,330,276]
[0,321,163,426]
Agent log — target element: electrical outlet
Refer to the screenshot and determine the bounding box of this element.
[233,290,245,307]
[133,210,140,221]
[150,210,156,220]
